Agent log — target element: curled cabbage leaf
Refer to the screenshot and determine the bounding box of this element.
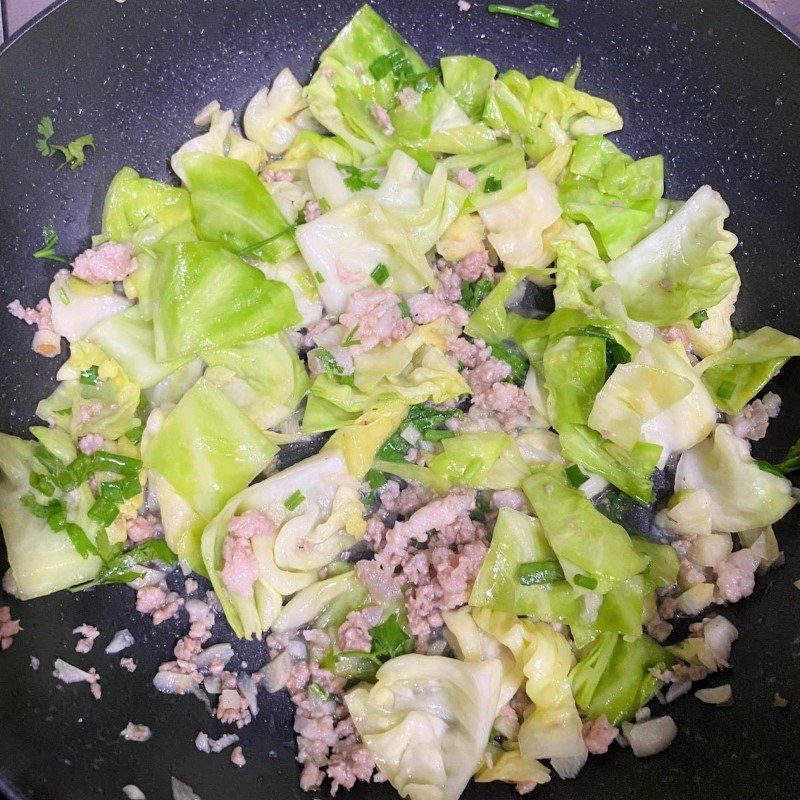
[473,608,586,761]
[588,336,716,461]
[608,185,739,326]
[201,451,364,638]
[243,68,309,155]
[694,326,800,414]
[444,143,528,211]
[674,277,740,358]
[345,654,502,800]
[478,168,561,269]
[674,424,796,532]
[256,254,324,329]
[440,55,497,120]
[296,196,434,316]
[203,334,308,432]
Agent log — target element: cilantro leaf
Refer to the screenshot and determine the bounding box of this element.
[35,117,94,170]
[339,164,380,191]
[459,278,494,313]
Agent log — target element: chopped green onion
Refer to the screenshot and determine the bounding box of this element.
[423,429,456,442]
[371,262,390,285]
[565,464,589,488]
[484,176,503,193]
[33,223,71,264]
[125,425,143,445]
[399,300,411,318]
[53,454,94,492]
[314,348,345,376]
[488,3,560,29]
[756,459,785,478]
[411,68,440,94]
[29,471,56,497]
[88,496,120,527]
[337,374,356,388]
[689,309,709,328]
[101,475,142,502]
[343,324,361,347]
[308,682,329,701]
[319,198,331,213]
[284,490,305,511]
[235,224,296,257]
[46,505,68,532]
[58,287,71,305]
[21,493,59,519]
[91,451,142,477]
[573,573,598,590]
[64,523,99,559]
[33,444,65,476]
[365,469,387,490]
[369,53,393,80]
[518,560,564,585]
[717,380,737,400]
[79,365,101,386]
[314,270,326,284]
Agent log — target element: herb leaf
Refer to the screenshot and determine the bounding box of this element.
[488,3,560,28]
[33,223,70,264]
[487,340,529,386]
[369,613,414,661]
[339,164,380,191]
[459,278,494,313]
[72,540,177,591]
[36,117,94,170]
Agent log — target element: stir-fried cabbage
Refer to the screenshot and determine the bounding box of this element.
[346,655,502,800]
[675,424,796,532]
[201,451,363,639]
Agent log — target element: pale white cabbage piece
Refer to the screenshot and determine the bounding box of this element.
[472,608,586,762]
[478,168,561,269]
[607,186,739,327]
[256,254,323,328]
[201,451,365,639]
[243,69,308,155]
[588,337,716,463]
[265,178,313,224]
[171,109,233,183]
[655,488,713,539]
[295,197,433,315]
[49,272,131,343]
[346,654,502,800]
[675,277,740,358]
[436,213,486,262]
[307,158,352,209]
[675,424,796,532]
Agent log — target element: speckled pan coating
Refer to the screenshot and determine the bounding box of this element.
[0,1,799,799]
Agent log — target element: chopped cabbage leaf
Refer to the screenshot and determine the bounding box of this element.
[483,70,622,161]
[49,272,132,344]
[570,632,673,725]
[142,378,277,521]
[305,6,469,157]
[346,654,502,800]
[694,326,800,414]
[559,135,664,259]
[87,305,190,389]
[589,336,716,461]
[101,166,192,244]
[182,152,297,263]
[203,334,308,432]
[523,469,649,583]
[201,451,363,638]
[473,608,586,761]
[608,185,739,326]
[243,68,309,156]
[674,277,740,358]
[38,341,140,441]
[0,433,102,599]
[273,570,368,633]
[440,55,497,120]
[296,197,434,316]
[428,432,515,488]
[152,241,300,361]
[478,168,561,269]
[444,142,528,212]
[674,424,796,532]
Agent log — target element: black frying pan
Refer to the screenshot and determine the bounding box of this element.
[1,1,799,798]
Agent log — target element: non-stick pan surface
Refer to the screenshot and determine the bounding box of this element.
[0,1,799,798]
